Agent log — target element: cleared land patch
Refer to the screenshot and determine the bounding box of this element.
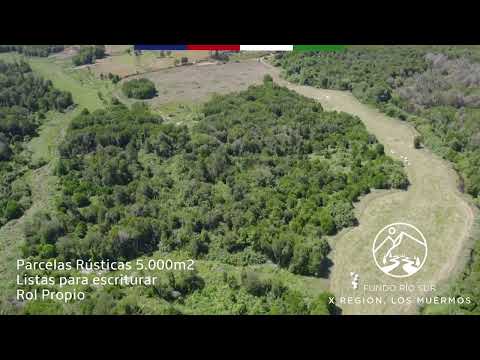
[123,59,270,107]
[81,49,212,78]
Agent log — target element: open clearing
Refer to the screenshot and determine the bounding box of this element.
[80,48,212,78]
[0,54,107,312]
[261,58,477,314]
[124,59,270,107]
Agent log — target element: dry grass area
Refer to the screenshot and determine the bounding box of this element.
[85,47,213,78]
[125,59,270,107]
[49,46,80,60]
[105,45,131,55]
[261,59,476,314]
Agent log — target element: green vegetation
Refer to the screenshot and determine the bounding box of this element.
[16,253,336,315]
[72,45,106,66]
[0,45,64,57]
[27,56,109,110]
[422,219,480,315]
[12,76,408,314]
[0,60,73,226]
[0,52,114,314]
[122,78,157,99]
[3,46,473,315]
[210,51,229,62]
[0,60,73,115]
[275,46,480,315]
[22,79,406,273]
[275,48,480,206]
[451,227,480,314]
[101,72,121,84]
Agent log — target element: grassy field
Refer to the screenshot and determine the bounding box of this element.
[29,58,107,110]
[27,55,114,161]
[0,51,331,314]
[260,58,477,314]
[79,47,212,78]
[0,53,114,313]
[119,59,271,108]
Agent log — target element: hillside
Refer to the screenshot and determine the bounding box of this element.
[5,75,408,314]
[274,47,480,314]
[2,45,477,315]
[0,59,73,226]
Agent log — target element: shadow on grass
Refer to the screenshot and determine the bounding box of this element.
[318,257,334,278]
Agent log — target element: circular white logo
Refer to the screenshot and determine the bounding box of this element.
[372,223,427,278]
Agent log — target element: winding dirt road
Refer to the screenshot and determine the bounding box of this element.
[261,59,476,314]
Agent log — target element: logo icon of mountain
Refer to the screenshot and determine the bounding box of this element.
[372,223,427,278]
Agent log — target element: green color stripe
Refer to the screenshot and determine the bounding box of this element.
[293,45,346,52]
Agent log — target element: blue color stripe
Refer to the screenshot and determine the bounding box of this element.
[134,44,187,51]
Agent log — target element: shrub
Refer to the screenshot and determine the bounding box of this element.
[73,193,90,208]
[414,135,423,149]
[241,270,271,297]
[72,45,106,66]
[4,200,23,220]
[121,78,157,99]
[0,136,12,161]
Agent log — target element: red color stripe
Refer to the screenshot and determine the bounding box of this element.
[187,45,240,51]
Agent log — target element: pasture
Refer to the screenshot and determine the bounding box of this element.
[121,59,270,108]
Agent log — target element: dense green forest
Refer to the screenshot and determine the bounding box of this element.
[0,45,65,57]
[72,45,106,66]
[122,78,157,99]
[0,60,73,225]
[443,225,480,314]
[274,48,480,207]
[274,47,480,314]
[18,80,407,314]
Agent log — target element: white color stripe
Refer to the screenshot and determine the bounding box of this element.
[240,45,293,51]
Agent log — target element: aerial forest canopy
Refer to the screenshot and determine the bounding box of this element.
[0,59,73,225]
[0,60,73,143]
[23,81,408,278]
[274,47,480,314]
[72,45,106,66]
[274,47,480,207]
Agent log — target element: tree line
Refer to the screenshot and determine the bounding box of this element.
[0,59,73,225]
[122,78,157,99]
[72,45,106,66]
[0,45,65,57]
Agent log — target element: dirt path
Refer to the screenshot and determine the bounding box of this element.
[0,164,57,311]
[261,59,476,314]
[0,55,100,313]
